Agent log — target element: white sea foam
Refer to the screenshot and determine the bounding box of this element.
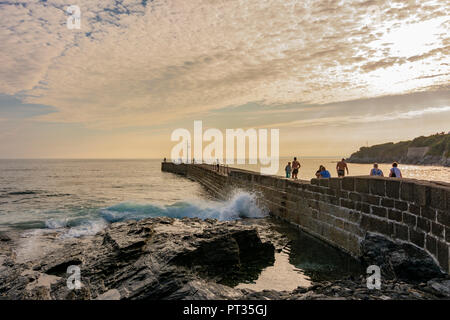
[45,218,68,229]
[100,191,268,223]
[43,191,267,238]
[59,219,107,239]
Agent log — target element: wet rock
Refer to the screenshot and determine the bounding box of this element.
[285,277,450,300]
[0,232,11,242]
[0,217,275,300]
[242,289,289,300]
[167,279,243,300]
[172,229,274,285]
[426,279,450,297]
[96,289,121,300]
[0,219,448,300]
[361,234,444,281]
[44,258,83,276]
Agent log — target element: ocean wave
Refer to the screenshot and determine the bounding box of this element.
[60,220,107,239]
[6,190,40,195]
[45,218,69,229]
[44,193,71,198]
[2,190,69,198]
[44,191,268,238]
[100,191,268,223]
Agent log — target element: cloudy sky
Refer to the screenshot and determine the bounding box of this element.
[0,0,449,158]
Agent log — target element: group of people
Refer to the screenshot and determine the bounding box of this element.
[285,158,349,179]
[285,158,403,179]
[285,157,301,179]
[369,162,403,178]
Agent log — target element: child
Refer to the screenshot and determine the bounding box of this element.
[285,162,292,178]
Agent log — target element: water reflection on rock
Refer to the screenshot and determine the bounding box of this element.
[234,219,364,291]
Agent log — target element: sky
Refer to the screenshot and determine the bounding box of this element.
[0,0,449,159]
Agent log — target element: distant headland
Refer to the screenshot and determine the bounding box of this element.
[347,132,450,167]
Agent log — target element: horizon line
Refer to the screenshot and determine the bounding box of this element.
[0,156,344,160]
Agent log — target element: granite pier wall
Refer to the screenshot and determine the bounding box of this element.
[162,162,450,273]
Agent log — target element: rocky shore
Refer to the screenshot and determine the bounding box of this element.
[0,217,449,300]
[346,133,450,167]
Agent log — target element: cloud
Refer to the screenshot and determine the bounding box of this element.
[361,57,407,72]
[264,105,450,129]
[195,89,450,129]
[0,0,449,129]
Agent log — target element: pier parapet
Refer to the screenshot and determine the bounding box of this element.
[162,162,450,274]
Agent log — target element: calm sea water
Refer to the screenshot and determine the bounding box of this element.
[3,158,444,288]
[234,157,450,182]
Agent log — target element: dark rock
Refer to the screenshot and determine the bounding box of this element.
[45,258,83,276]
[361,234,444,281]
[0,233,11,242]
[0,219,448,301]
[426,279,450,297]
[172,229,274,286]
[0,218,274,300]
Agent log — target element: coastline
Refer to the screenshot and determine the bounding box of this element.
[1,160,449,300]
[347,158,450,167]
[1,217,449,300]
[346,133,450,168]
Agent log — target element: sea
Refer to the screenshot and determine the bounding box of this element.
[1,158,448,289]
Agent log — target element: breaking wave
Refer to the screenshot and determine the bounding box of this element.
[100,191,267,223]
[44,191,268,238]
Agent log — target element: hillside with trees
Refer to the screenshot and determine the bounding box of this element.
[347,132,450,167]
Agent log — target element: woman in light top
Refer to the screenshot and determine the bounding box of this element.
[389,162,402,178]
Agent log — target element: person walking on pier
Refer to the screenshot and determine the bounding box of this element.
[292,157,301,180]
[389,162,402,178]
[336,158,349,177]
[285,162,292,178]
[370,163,384,176]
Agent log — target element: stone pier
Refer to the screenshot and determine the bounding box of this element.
[161,162,450,274]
